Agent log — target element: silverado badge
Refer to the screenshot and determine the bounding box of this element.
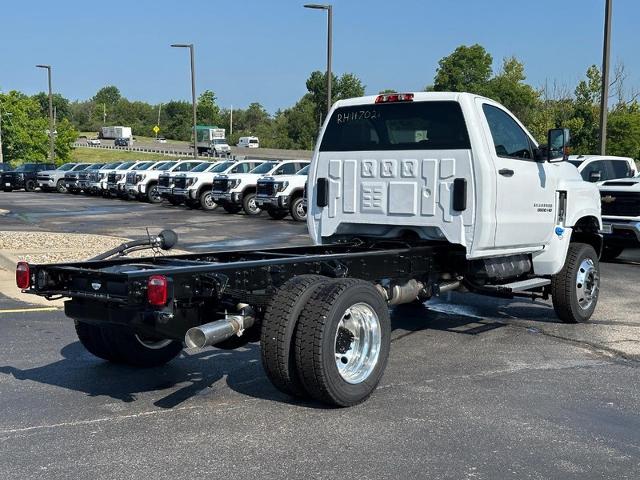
[91,282,102,291]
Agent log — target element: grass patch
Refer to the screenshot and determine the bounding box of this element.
[71,147,176,163]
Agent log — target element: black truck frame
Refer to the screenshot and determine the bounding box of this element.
[18,232,593,406]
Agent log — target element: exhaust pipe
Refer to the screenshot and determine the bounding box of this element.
[185,307,255,349]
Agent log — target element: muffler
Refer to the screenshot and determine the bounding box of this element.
[185,307,255,349]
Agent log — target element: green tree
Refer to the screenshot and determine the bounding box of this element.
[162,100,192,141]
[607,103,640,159]
[433,44,493,94]
[306,70,365,125]
[32,92,71,121]
[0,90,49,163]
[53,118,78,163]
[197,90,221,126]
[92,85,121,107]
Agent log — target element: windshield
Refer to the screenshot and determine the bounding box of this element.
[72,164,90,170]
[157,162,176,171]
[57,163,76,171]
[213,139,227,145]
[297,165,310,175]
[249,139,258,144]
[210,161,234,173]
[136,162,155,171]
[103,162,121,169]
[87,164,104,170]
[250,162,277,174]
[15,164,38,172]
[320,101,470,152]
[191,162,212,172]
[116,162,135,170]
[567,160,583,168]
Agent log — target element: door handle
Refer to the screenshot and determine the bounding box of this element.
[499,168,515,177]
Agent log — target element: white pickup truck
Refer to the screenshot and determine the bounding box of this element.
[598,172,640,259]
[212,160,306,215]
[256,163,310,220]
[20,91,604,408]
[172,160,234,210]
[157,160,208,205]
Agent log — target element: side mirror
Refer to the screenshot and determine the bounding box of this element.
[547,128,570,162]
[589,171,602,183]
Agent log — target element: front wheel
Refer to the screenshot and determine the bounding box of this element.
[242,192,261,215]
[56,179,67,193]
[551,243,600,323]
[146,184,162,203]
[199,190,218,211]
[294,278,390,406]
[289,196,307,222]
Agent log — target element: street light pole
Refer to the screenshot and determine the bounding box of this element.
[36,64,55,162]
[171,43,198,159]
[304,3,333,116]
[599,0,613,155]
[0,110,4,164]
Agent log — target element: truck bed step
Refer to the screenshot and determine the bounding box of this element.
[498,278,551,292]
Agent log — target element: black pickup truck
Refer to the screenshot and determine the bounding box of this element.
[2,162,55,192]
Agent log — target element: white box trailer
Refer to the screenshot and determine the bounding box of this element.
[100,126,133,140]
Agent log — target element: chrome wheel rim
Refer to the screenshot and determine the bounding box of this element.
[295,200,306,220]
[135,334,172,350]
[576,258,599,310]
[334,302,381,384]
[150,186,161,202]
[203,193,216,209]
[248,197,260,214]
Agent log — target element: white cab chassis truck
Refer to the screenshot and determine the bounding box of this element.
[598,174,640,259]
[18,92,602,408]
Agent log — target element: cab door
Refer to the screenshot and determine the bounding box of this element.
[478,101,557,249]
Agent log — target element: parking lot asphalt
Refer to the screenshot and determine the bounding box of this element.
[0,191,310,251]
[1,190,640,479]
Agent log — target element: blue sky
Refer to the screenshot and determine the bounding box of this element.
[0,0,638,113]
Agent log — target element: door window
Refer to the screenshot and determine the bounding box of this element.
[276,163,298,175]
[482,104,533,159]
[610,160,632,179]
[580,160,608,182]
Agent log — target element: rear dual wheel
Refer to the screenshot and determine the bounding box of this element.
[261,277,390,406]
[74,321,182,367]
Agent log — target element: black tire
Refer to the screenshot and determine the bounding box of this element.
[601,244,624,262]
[267,208,288,220]
[551,243,600,323]
[295,278,391,407]
[223,203,242,214]
[242,192,261,215]
[56,179,66,193]
[146,183,162,204]
[199,189,218,211]
[25,180,36,192]
[102,327,182,367]
[289,196,307,222]
[3,188,11,192]
[168,196,182,206]
[261,275,330,398]
[74,320,120,362]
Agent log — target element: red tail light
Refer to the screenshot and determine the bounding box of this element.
[375,93,414,103]
[147,275,168,306]
[16,261,31,289]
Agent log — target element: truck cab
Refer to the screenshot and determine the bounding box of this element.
[90,162,122,195]
[171,160,230,209]
[567,155,638,183]
[256,162,310,221]
[307,92,601,277]
[106,161,145,197]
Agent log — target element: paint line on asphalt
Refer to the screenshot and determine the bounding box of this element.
[0,307,59,314]
[0,405,205,435]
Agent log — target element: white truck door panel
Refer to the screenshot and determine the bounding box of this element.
[311,150,476,248]
[477,100,557,249]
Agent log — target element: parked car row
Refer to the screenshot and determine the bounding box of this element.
[2,159,310,222]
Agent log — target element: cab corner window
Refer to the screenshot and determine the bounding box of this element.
[482,104,533,160]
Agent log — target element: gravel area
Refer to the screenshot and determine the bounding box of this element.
[0,231,187,264]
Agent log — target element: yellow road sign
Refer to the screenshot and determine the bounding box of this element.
[153,125,160,134]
